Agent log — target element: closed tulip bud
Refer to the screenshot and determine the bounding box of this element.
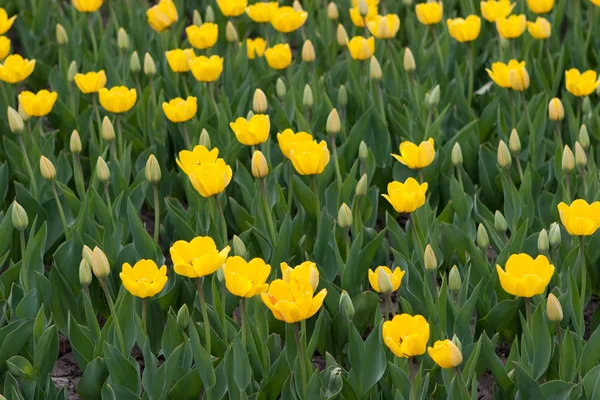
[403,0,413,4]
[79,260,92,287]
[575,142,587,168]
[232,235,246,258]
[12,200,28,231]
[97,157,110,183]
[377,267,394,295]
[338,85,348,106]
[370,56,382,80]
[562,145,575,172]
[339,290,355,319]
[579,125,590,150]
[145,154,161,184]
[293,1,303,11]
[303,85,313,108]
[246,110,254,120]
[547,293,563,322]
[144,53,156,77]
[451,142,463,167]
[509,129,521,154]
[251,150,269,178]
[205,5,215,22]
[56,23,68,45]
[91,246,110,279]
[497,140,511,168]
[102,116,115,142]
[477,224,489,250]
[117,28,129,51]
[40,156,56,181]
[326,108,341,135]
[449,265,461,294]
[548,98,564,121]
[358,0,369,17]
[177,304,190,329]
[425,85,440,110]
[359,141,368,160]
[276,78,287,98]
[130,51,141,73]
[327,2,339,20]
[18,102,30,122]
[403,47,416,72]
[336,24,348,46]
[424,244,437,271]
[67,60,78,82]
[538,228,549,255]
[356,174,368,197]
[549,222,561,248]
[253,89,268,113]
[193,9,203,26]
[302,40,316,63]
[337,203,353,229]
[494,211,508,233]
[70,130,82,154]
[226,21,239,43]
[82,245,93,267]
[7,106,24,134]
[582,97,592,116]
[200,128,211,148]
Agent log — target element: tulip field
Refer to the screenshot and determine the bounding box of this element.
[2,0,600,398]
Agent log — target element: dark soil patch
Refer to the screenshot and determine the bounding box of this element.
[584,295,598,340]
[51,335,81,399]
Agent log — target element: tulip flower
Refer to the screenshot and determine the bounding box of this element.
[277,129,314,159]
[74,70,107,93]
[176,145,219,174]
[246,2,278,23]
[247,37,267,59]
[120,260,168,298]
[565,69,598,97]
[281,262,320,292]
[187,158,233,197]
[18,90,58,117]
[189,55,223,82]
[368,266,405,293]
[0,54,35,83]
[72,0,103,13]
[162,96,197,123]
[0,36,10,60]
[347,36,375,61]
[349,4,378,27]
[264,43,292,69]
[496,15,526,38]
[367,14,401,39]
[446,15,481,42]
[99,86,137,113]
[223,256,270,298]
[216,0,247,17]
[527,0,554,13]
[165,48,195,72]
[496,254,554,297]
[592,0,600,6]
[527,17,551,39]
[0,8,16,34]
[262,276,327,323]
[509,65,530,91]
[480,0,515,23]
[428,340,463,368]
[382,178,428,213]
[270,6,308,32]
[415,2,443,25]
[147,0,178,32]
[383,314,430,357]
[392,138,435,169]
[557,200,600,236]
[170,236,230,278]
[289,140,330,176]
[486,60,526,88]
[230,114,270,146]
[186,23,218,50]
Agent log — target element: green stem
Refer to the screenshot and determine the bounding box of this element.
[18,136,38,198]
[182,124,192,150]
[515,157,524,181]
[222,282,228,342]
[344,229,351,262]
[51,182,70,239]
[104,182,113,214]
[214,196,228,247]
[208,83,220,117]
[466,43,474,111]
[385,294,394,320]
[525,297,532,330]
[579,236,586,305]
[101,279,127,356]
[311,176,321,227]
[260,179,278,244]
[431,27,444,71]
[430,271,437,301]
[287,163,295,212]
[93,97,102,145]
[585,7,596,55]
[580,168,588,198]
[20,230,28,292]
[330,135,343,192]
[196,278,212,356]
[295,323,308,400]
[141,297,147,336]
[116,116,124,160]
[152,184,160,244]
[240,298,246,347]
[87,14,99,63]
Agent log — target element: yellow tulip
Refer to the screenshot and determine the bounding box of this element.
[72,0,103,13]
[170,236,230,278]
[557,199,600,236]
[247,37,267,59]
[289,140,330,175]
[187,158,233,197]
[74,70,107,93]
[480,0,514,23]
[265,43,292,69]
[246,2,279,23]
[565,68,598,97]
[176,145,220,175]
[382,178,428,213]
[496,14,526,38]
[281,261,319,292]
[548,98,564,121]
[18,90,58,117]
[270,6,308,33]
[277,129,313,159]
[383,314,430,358]
[186,23,218,50]
[367,14,401,39]
[0,36,10,60]
[262,276,327,323]
[147,0,178,33]
[189,55,224,82]
[224,256,271,298]
[368,266,405,293]
[392,138,435,169]
[496,254,554,297]
[527,0,554,13]
[428,340,463,368]
[120,260,168,298]
[592,0,600,6]
[99,86,137,113]
[446,15,481,42]
[509,65,530,91]
[0,8,16,34]
[415,2,443,25]
[527,17,551,39]
[216,0,248,17]
[486,59,526,88]
[0,54,35,84]
[162,96,197,123]
[230,114,270,145]
[349,6,378,27]
[347,36,375,61]
[165,48,195,72]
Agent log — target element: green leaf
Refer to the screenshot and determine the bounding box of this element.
[512,362,542,399]
[127,198,159,261]
[360,322,386,395]
[33,324,59,382]
[189,321,216,390]
[0,319,34,373]
[103,342,141,395]
[233,335,252,391]
[77,357,109,400]
[6,355,34,378]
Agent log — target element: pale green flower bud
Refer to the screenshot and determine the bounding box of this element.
[117,27,129,51]
[177,304,190,329]
[451,143,463,167]
[79,259,92,287]
[424,85,440,110]
[96,157,110,183]
[449,265,461,294]
[276,78,286,98]
[144,53,156,77]
[582,97,592,116]
[477,224,489,250]
[575,141,587,168]
[356,174,368,197]
[377,267,394,295]
[339,290,355,319]
[216,267,225,282]
[232,235,247,258]
[70,130,82,154]
[337,203,353,229]
[82,245,94,267]
[67,61,78,82]
[336,24,348,46]
[7,106,24,134]
[327,2,339,20]
[56,23,68,45]
[145,154,161,184]
[579,125,590,150]
[370,56,382,81]
[246,110,254,120]
[497,140,511,169]
[549,222,561,249]
[253,89,268,114]
[338,85,347,106]
[424,244,437,272]
[326,108,341,135]
[11,200,28,232]
[226,21,238,43]
[40,156,56,181]
[200,128,211,149]
[91,246,110,279]
[538,228,549,255]
[303,84,313,108]
[130,51,141,73]
[546,293,563,322]
[102,116,115,142]
[358,0,369,17]
[359,141,368,161]
[403,48,416,72]
[193,9,203,26]
[494,211,508,233]
[509,128,520,154]
[205,5,215,22]
[562,145,575,172]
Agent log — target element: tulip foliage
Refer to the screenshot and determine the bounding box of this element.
[1,0,600,399]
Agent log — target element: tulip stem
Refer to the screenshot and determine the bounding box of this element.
[466,43,474,111]
[330,135,343,192]
[384,294,393,320]
[579,236,586,305]
[208,83,220,118]
[20,230,28,292]
[240,298,247,347]
[141,297,147,336]
[116,117,124,160]
[580,168,588,198]
[260,179,278,245]
[87,14,99,63]
[196,278,212,356]
[100,279,127,356]
[565,174,571,201]
[344,229,351,262]
[214,196,228,247]
[431,27,444,71]
[222,282,228,342]
[525,297,532,330]
[294,323,308,400]
[92,97,102,144]
[152,183,160,244]
[182,124,192,150]
[18,136,38,198]
[585,7,596,54]
[287,164,295,212]
[545,42,555,79]
[51,182,70,240]
[430,271,437,301]
[385,41,400,90]
[312,176,321,227]
[456,166,463,188]
[515,157,524,181]
[104,182,112,215]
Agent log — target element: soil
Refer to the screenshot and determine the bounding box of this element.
[51,335,81,399]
